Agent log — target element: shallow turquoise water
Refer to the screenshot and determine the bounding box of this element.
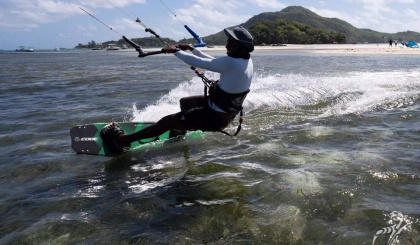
[0,49,419,244]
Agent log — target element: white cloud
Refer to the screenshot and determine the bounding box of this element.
[250,0,286,9]
[194,0,245,9]
[405,9,419,18]
[344,0,415,3]
[39,0,80,14]
[0,0,147,31]
[0,20,38,30]
[80,0,146,9]
[161,0,251,39]
[310,0,420,34]
[177,4,249,24]
[344,0,416,12]
[310,7,359,24]
[77,23,99,32]
[0,0,77,30]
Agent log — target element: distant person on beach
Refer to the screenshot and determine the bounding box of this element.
[389,39,393,47]
[394,40,398,47]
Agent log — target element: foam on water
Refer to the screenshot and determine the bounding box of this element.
[132,70,419,122]
[132,76,206,121]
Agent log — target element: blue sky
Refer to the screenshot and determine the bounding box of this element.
[0,0,419,50]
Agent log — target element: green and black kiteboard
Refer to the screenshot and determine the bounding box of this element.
[70,122,203,157]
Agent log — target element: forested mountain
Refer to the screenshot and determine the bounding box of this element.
[201,6,420,45]
[76,6,420,48]
[249,19,347,44]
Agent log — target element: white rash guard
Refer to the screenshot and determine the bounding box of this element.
[174,48,253,112]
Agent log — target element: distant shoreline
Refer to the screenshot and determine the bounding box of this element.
[2,43,419,55]
[200,43,420,55]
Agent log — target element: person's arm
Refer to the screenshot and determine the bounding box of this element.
[174,51,232,73]
[177,44,215,59]
[161,45,230,73]
[191,48,215,59]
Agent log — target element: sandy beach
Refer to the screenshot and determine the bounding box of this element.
[200,43,420,55]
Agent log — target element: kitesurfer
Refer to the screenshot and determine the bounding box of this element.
[101,26,254,153]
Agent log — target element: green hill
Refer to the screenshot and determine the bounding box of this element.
[200,6,420,45]
[249,19,347,44]
[77,6,420,48]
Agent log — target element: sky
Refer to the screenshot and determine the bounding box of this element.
[0,0,419,50]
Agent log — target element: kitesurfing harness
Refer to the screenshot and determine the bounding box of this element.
[192,67,249,136]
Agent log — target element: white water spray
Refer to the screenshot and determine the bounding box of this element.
[132,70,420,122]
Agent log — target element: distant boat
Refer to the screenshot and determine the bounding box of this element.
[54,47,60,51]
[106,44,120,50]
[121,44,128,49]
[91,47,103,50]
[15,46,34,52]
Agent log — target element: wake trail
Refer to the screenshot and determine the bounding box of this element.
[131,70,420,122]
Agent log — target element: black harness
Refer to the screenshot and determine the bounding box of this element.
[193,67,249,136]
[205,81,249,136]
[207,82,249,114]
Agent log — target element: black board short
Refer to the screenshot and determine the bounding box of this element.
[178,103,236,132]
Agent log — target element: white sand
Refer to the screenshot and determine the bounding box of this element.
[199,43,420,55]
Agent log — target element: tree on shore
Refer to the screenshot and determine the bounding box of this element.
[249,19,347,45]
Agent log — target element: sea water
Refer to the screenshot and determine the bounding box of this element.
[0,49,419,244]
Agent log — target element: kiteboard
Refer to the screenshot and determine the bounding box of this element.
[70,122,203,157]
